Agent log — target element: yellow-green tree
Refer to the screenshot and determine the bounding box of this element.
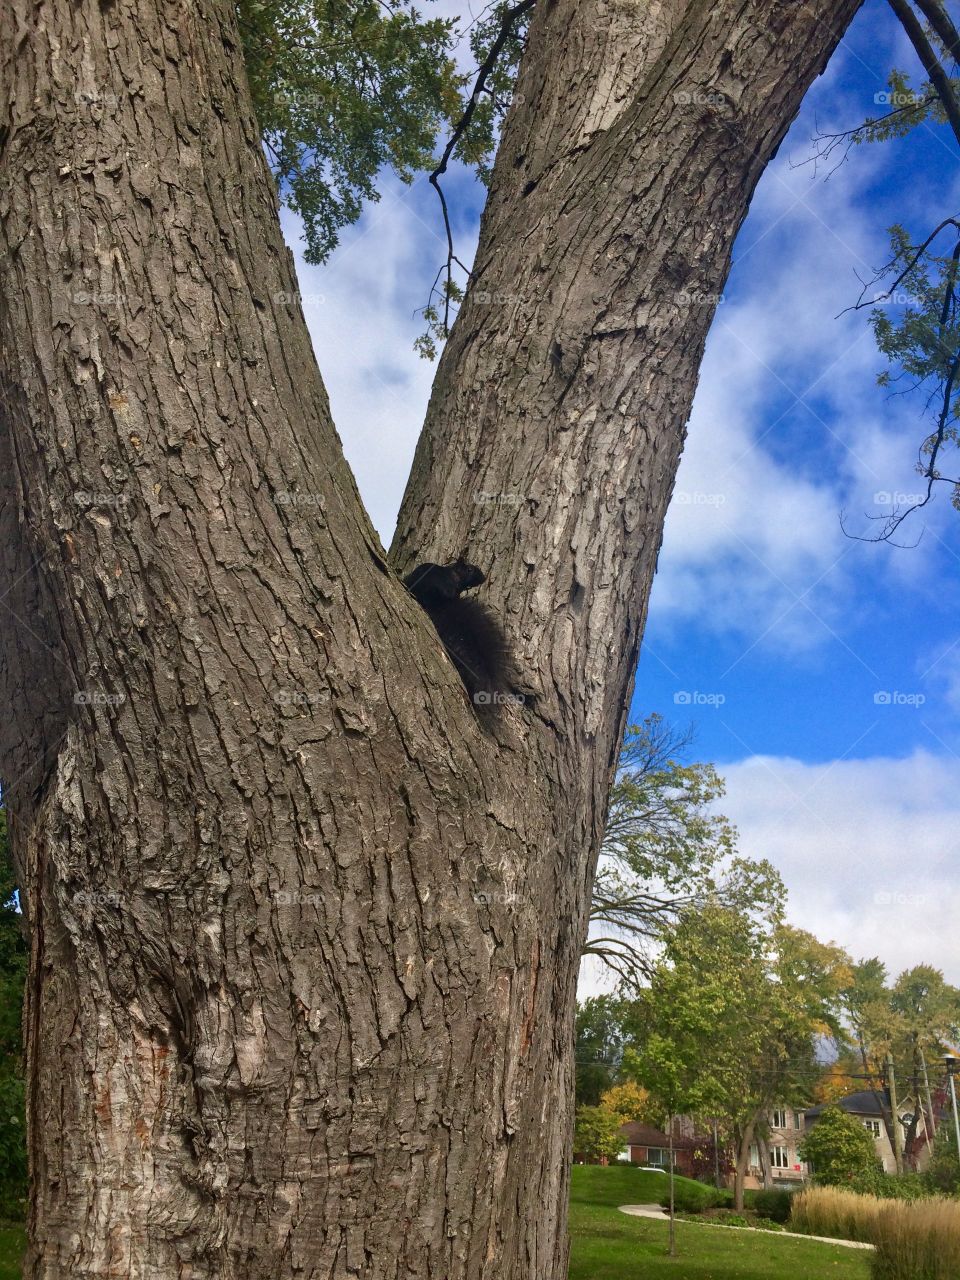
[628,906,850,1211]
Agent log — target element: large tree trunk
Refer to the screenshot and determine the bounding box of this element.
[0,0,861,1275]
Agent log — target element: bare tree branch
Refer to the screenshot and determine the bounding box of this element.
[425,0,536,338]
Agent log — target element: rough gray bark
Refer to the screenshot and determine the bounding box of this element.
[0,0,861,1276]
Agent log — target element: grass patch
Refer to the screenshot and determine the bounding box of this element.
[569,1166,871,1280]
[0,1223,24,1280]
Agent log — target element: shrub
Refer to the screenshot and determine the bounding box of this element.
[658,1180,721,1213]
[799,1106,885,1189]
[751,1188,794,1222]
[712,1211,750,1227]
[874,1173,930,1202]
[923,1126,960,1196]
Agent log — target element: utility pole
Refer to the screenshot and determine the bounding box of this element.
[886,1053,904,1174]
[919,1049,937,1142]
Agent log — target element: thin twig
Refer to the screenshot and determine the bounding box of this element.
[426,0,536,337]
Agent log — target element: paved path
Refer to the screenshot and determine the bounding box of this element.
[617,1205,875,1251]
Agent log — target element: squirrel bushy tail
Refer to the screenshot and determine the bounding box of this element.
[402,560,530,715]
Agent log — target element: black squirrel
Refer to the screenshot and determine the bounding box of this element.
[403,560,529,713]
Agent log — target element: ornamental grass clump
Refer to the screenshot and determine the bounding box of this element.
[792,1183,960,1278]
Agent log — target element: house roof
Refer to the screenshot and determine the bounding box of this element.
[805,1089,891,1120]
[618,1121,699,1149]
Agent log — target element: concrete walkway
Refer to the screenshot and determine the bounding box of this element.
[617,1205,875,1250]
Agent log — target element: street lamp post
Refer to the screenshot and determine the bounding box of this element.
[946,1055,960,1165]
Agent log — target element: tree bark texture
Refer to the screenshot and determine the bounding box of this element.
[0,0,861,1276]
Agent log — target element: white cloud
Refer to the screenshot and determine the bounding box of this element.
[579,749,960,997]
[722,750,960,983]
[286,173,480,543]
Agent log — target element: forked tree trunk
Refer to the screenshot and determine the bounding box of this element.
[0,0,861,1275]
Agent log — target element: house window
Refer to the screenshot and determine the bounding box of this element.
[771,1109,787,1129]
[795,1111,804,1130]
[770,1146,790,1169]
[647,1148,675,1168]
[749,1143,759,1168]
[863,1120,882,1138]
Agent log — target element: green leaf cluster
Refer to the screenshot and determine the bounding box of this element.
[237,0,465,262]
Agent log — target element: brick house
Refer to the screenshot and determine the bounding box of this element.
[616,1120,701,1176]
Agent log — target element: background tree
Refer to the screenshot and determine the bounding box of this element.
[798,1105,885,1191]
[572,1106,624,1165]
[574,995,626,1107]
[598,1081,652,1126]
[628,906,850,1211]
[838,958,960,1160]
[0,0,869,1274]
[889,965,960,1156]
[584,716,783,985]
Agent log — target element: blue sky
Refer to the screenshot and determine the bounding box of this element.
[287,0,960,982]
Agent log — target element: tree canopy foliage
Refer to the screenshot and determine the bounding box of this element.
[584,716,782,986]
[624,904,850,1207]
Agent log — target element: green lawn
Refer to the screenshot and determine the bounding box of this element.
[569,1166,872,1280]
[0,1224,23,1280]
[0,1175,872,1280]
